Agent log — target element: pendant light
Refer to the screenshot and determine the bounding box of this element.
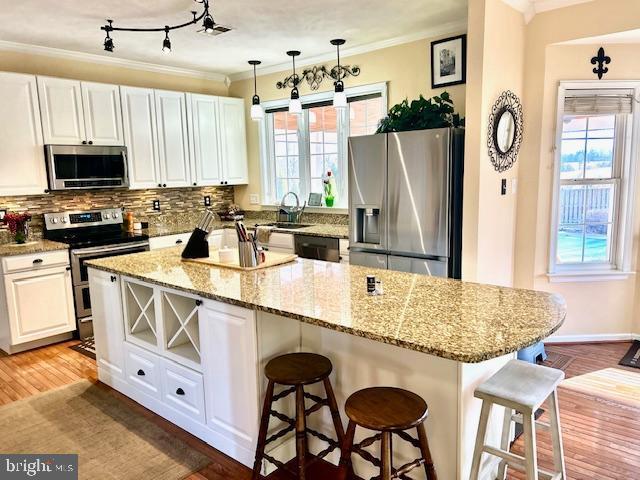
[162,26,172,53]
[103,20,114,52]
[331,39,347,109]
[287,51,302,115]
[248,60,264,121]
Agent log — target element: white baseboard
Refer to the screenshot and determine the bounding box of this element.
[546,333,636,343]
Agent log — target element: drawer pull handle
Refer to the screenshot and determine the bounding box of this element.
[32,258,43,264]
[110,275,117,282]
[137,369,145,376]
[176,388,185,396]
[175,239,183,244]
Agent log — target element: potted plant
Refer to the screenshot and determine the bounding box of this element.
[376,92,464,133]
[3,212,32,244]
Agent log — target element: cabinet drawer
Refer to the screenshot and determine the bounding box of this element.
[2,249,69,273]
[161,360,205,423]
[268,232,294,249]
[124,342,162,399]
[148,233,192,250]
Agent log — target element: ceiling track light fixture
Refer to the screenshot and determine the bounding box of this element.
[287,50,302,115]
[248,60,264,121]
[331,39,347,109]
[101,0,216,53]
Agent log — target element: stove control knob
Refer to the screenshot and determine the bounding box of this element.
[104,213,111,219]
[113,212,119,218]
[51,218,58,224]
[61,217,67,224]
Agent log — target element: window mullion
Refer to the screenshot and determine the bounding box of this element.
[298,110,310,202]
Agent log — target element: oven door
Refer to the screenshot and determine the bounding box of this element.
[46,145,129,190]
[71,241,150,286]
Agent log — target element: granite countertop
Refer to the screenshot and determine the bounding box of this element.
[145,221,349,240]
[87,248,566,363]
[0,239,69,257]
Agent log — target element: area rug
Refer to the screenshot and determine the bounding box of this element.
[0,380,209,479]
[619,340,640,369]
[69,337,97,360]
[561,367,640,409]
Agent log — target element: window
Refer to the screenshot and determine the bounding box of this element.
[260,83,387,208]
[550,83,640,278]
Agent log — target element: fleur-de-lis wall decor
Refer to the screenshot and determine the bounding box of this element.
[591,47,611,80]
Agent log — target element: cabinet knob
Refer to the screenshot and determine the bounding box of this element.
[110,275,117,282]
[44,189,50,194]
[137,369,145,376]
[195,299,203,306]
[193,182,197,186]
[82,140,87,145]
[66,266,71,271]
[158,183,162,188]
[176,388,185,396]
[88,140,93,145]
[175,239,183,244]
[32,258,43,264]
[163,184,167,188]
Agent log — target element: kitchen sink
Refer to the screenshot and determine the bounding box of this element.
[265,222,311,229]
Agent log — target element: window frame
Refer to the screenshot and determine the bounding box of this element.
[548,81,640,281]
[258,82,387,209]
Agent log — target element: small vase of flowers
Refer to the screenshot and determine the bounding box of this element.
[323,171,336,207]
[3,212,32,244]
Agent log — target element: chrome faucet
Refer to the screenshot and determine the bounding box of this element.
[278,191,306,223]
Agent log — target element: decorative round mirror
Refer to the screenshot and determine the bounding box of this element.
[487,91,523,172]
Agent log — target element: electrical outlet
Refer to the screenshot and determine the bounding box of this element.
[204,195,211,207]
[500,178,507,196]
[249,194,260,205]
[152,200,161,211]
[0,209,5,221]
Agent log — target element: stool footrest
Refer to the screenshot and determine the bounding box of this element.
[264,424,295,446]
[269,409,295,426]
[484,446,561,480]
[396,429,421,449]
[272,386,295,402]
[306,426,340,459]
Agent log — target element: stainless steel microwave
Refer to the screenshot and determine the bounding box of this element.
[45,145,129,190]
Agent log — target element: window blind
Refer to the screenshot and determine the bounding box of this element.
[564,89,634,115]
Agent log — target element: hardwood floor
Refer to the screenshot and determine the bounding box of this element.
[0,340,638,479]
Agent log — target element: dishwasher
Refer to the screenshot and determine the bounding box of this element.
[294,234,340,263]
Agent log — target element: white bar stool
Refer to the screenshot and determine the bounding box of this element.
[469,359,566,480]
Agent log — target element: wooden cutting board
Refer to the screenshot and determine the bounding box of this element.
[183,249,298,271]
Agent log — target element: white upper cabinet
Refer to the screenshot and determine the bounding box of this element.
[218,97,248,185]
[121,86,161,189]
[155,90,191,188]
[81,82,124,145]
[37,77,123,145]
[37,76,86,145]
[187,93,223,187]
[0,72,47,196]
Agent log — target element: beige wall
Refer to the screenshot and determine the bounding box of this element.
[462,0,524,286]
[228,35,467,211]
[0,50,229,95]
[513,0,640,338]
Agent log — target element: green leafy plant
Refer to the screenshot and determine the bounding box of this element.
[376,92,464,133]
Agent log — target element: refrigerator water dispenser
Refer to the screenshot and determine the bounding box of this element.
[355,207,381,244]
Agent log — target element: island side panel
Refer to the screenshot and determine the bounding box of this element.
[458,355,515,480]
[300,322,460,480]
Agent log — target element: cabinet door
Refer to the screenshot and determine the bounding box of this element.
[199,300,259,450]
[188,94,223,186]
[155,90,191,187]
[121,86,161,189]
[81,82,124,145]
[0,73,47,196]
[218,97,248,185]
[37,76,86,144]
[4,265,75,345]
[88,269,125,381]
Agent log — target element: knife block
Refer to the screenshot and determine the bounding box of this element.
[181,228,210,259]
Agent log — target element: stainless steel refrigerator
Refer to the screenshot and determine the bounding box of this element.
[348,127,464,278]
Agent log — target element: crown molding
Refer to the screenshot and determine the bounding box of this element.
[0,39,230,83]
[502,0,595,23]
[227,18,468,82]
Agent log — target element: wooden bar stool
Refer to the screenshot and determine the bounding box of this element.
[339,387,437,480]
[252,352,345,480]
[469,359,566,480]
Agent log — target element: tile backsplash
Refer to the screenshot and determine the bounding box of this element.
[0,186,235,236]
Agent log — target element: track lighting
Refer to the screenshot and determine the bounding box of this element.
[162,28,171,52]
[248,60,264,121]
[287,51,302,115]
[331,39,347,109]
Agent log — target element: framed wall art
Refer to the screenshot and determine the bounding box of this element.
[431,34,467,89]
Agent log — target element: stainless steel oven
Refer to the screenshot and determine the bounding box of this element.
[45,145,129,190]
[70,241,149,337]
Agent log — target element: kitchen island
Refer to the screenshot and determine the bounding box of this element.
[87,248,565,480]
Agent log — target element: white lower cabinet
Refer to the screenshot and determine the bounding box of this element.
[0,251,75,353]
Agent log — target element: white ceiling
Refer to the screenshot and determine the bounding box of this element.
[0,0,468,78]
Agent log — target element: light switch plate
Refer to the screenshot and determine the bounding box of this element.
[501,178,507,196]
[204,195,211,206]
[249,194,260,205]
[152,200,161,211]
